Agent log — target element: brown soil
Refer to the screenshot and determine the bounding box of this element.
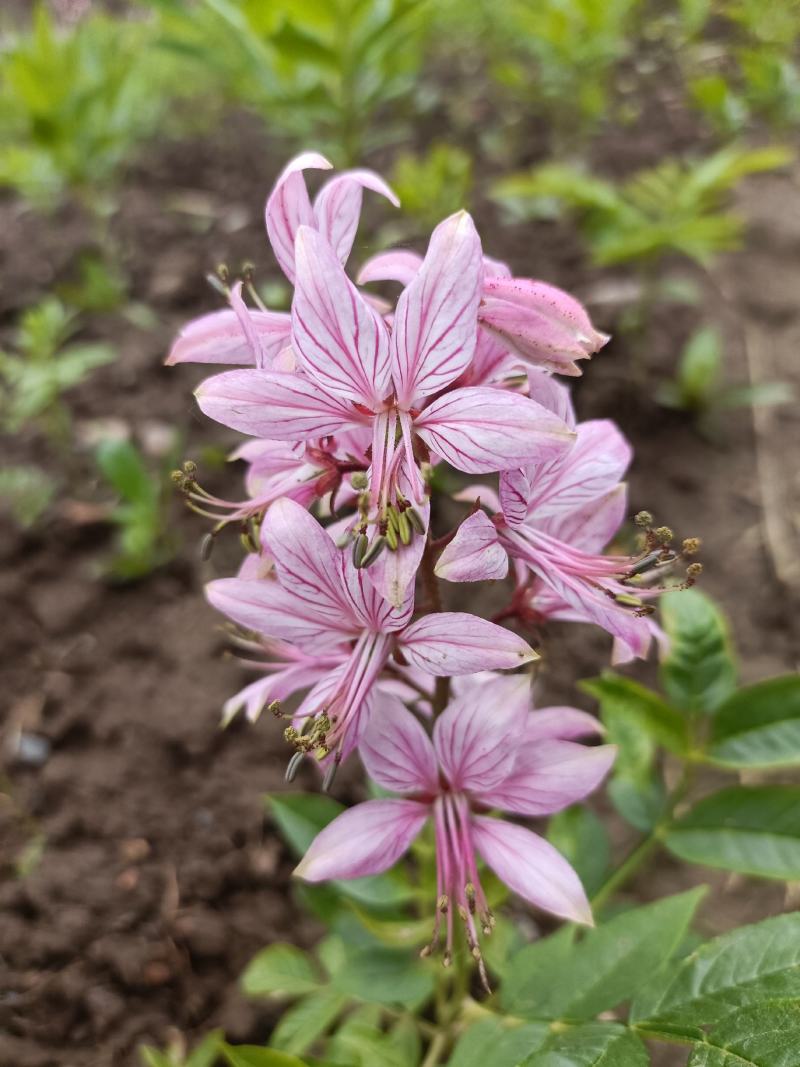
[1,100,799,1067]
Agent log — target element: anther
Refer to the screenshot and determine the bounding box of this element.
[397,509,412,546]
[437,894,449,913]
[350,471,369,490]
[682,537,701,556]
[322,757,341,793]
[268,700,283,718]
[634,511,654,528]
[654,526,673,544]
[407,507,426,534]
[442,951,452,968]
[352,532,368,568]
[200,532,215,561]
[360,535,387,568]
[182,460,197,477]
[687,562,703,579]
[285,751,304,782]
[465,883,477,913]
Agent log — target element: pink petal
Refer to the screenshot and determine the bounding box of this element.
[166,306,291,367]
[480,741,616,815]
[360,695,438,795]
[527,369,577,429]
[433,675,530,793]
[479,277,609,374]
[261,498,356,621]
[222,663,326,727]
[415,387,575,474]
[339,548,414,633]
[542,484,627,554]
[367,515,429,610]
[391,212,483,405]
[294,798,428,881]
[265,151,332,282]
[533,420,632,519]
[482,254,512,279]
[206,577,355,650]
[472,816,593,924]
[357,249,423,287]
[399,613,536,675]
[524,706,605,742]
[434,510,507,582]
[499,468,532,526]
[458,329,515,387]
[314,170,399,265]
[292,226,391,407]
[195,369,363,439]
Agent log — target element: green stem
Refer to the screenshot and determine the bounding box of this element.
[421,1029,447,1067]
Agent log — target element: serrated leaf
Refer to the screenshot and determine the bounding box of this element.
[707,676,800,768]
[270,988,346,1055]
[665,786,800,879]
[520,1022,649,1067]
[631,912,800,1027]
[660,589,736,714]
[501,890,704,1020]
[336,945,434,1010]
[582,672,689,754]
[547,806,610,897]
[445,1018,550,1067]
[241,944,320,998]
[685,999,800,1066]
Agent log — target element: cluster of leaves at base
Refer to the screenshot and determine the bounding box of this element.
[492,143,793,268]
[0,297,115,439]
[141,887,800,1066]
[150,0,432,164]
[0,4,185,212]
[583,587,800,882]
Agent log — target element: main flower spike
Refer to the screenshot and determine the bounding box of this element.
[206,498,537,781]
[296,676,615,988]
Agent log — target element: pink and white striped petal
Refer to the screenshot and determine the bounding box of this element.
[415,387,575,474]
[399,613,536,675]
[360,697,438,795]
[471,816,593,925]
[195,369,364,440]
[265,151,332,282]
[531,420,632,519]
[295,798,429,881]
[166,306,291,367]
[314,170,399,265]
[433,510,507,583]
[292,225,392,407]
[540,484,628,554]
[357,248,423,287]
[391,212,483,405]
[478,740,616,816]
[523,706,605,742]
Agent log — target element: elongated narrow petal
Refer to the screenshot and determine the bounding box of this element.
[360,696,438,795]
[499,468,532,526]
[292,226,391,407]
[527,369,576,428]
[295,799,428,881]
[391,212,483,405]
[415,387,575,474]
[433,676,530,793]
[434,510,507,582]
[480,741,616,816]
[195,369,362,439]
[265,151,332,281]
[531,420,632,519]
[399,613,536,675]
[542,484,627,554]
[483,254,512,279]
[523,706,604,742]
[206,577,355,649]
[261,498,356,622]
[357,248,423,287]
[471,815,593,925]
[166,307,292,367]
[314,170,399,265]
[480,277,609,374]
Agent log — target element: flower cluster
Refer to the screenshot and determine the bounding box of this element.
[168,152,700,982]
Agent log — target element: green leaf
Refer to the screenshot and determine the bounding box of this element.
[547,806,610,897]
[676,326,722,407]
[241,944,320,998]
[270,988,346,1055]
[96,439,156,504]
[501,889,705,1020]
[336,945,434,1010]
[520,1023,649,1067]
[446,1018,550,1067]
[660,589,737,715]
[632,912,800,1026]
[220,1047,307,1067]
[708,676,800,767]
[267,794,413,909]
[187,1031,225,1067]
[665,785,800,879]
[582,672,689,754]
[685,999,800,1066]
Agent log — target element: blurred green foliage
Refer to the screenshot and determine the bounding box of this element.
[0,297,116,438]
[0,465,56,527]
[0,4,185,212]
[151,0,432,163]
[386,144,472,236]
[96,437,181,580]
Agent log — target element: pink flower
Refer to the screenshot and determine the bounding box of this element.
[206,498,537,778]
[358,251,609,376]
[296,675,615,984]
[435,376,659,658]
